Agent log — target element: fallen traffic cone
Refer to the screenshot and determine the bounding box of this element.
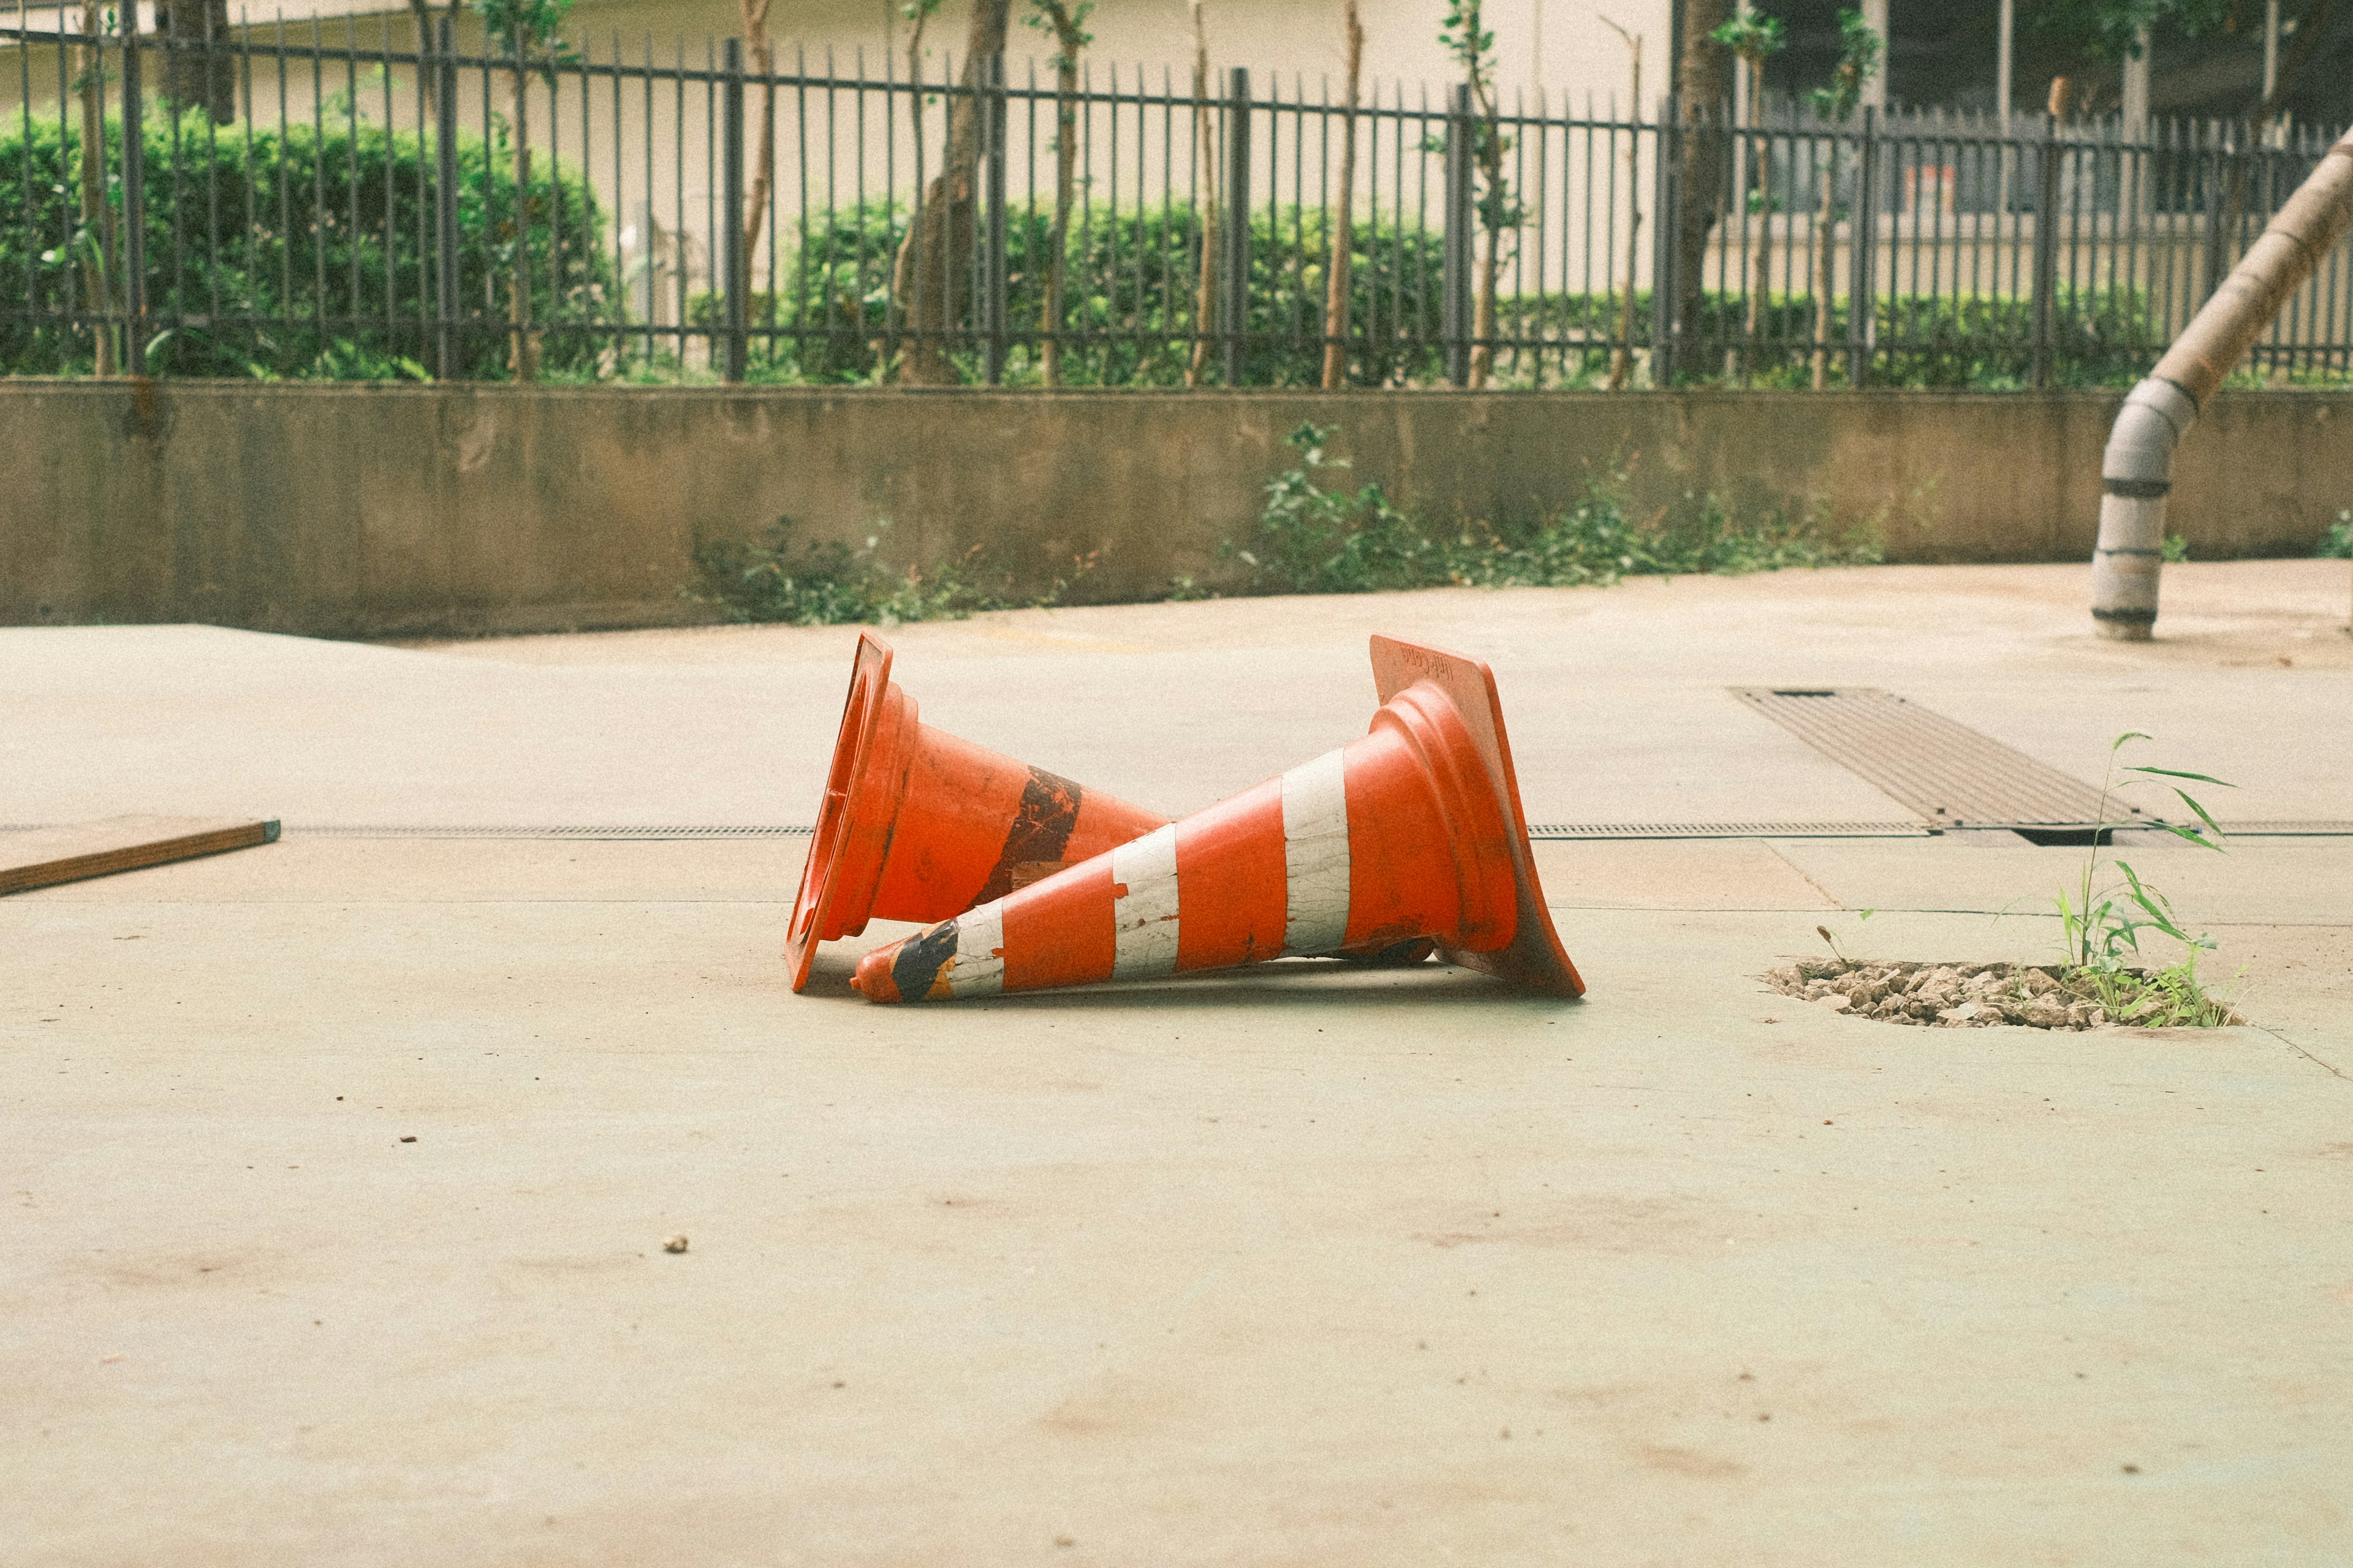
[785,633,1169,991]
[851,635,1583,1003]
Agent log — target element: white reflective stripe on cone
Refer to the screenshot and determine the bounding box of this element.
[949,899,1007,998]
[1280,749,1352,956]
[1109,825,1182,980]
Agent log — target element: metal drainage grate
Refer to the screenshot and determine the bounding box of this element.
[1731,687,2137,831]
[15,818,2349,844]
[285,824,816,839]
[2187,821,2353,836]
[1525,820,1928,840]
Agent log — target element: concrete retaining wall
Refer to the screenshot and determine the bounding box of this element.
[6,382,2347,638]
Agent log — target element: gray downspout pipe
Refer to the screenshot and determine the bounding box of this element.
[2092,126,2353,640]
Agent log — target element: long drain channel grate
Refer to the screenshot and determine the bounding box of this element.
[8,818,2350,841]
[9,687,2348,850]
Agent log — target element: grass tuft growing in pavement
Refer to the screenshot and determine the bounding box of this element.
[1763,958,2240,1029]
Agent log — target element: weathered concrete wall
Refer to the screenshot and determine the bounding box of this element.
[4,382,2347,638]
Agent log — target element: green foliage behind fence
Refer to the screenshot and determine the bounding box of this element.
[0,109,616,378]
[0,115,2169,388]
[703,199,1450,387]
[717,197,2161,390]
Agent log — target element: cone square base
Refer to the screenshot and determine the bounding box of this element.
[1370,635,1585,999]
[783,634,898,993]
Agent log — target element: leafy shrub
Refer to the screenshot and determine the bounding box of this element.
[705,200,2167,390]
[1224,423,1884,597]
[0,108,616,377]
[689,518,1004,626]
[1620,285,2162,390]
[2321,510,2353,559]
[707,197,1447,387]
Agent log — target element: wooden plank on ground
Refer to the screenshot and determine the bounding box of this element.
[0,816,281,896]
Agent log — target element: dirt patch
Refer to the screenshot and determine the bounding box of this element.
[1760,960,2240,1030]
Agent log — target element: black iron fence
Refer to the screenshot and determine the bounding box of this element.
[4,15,2350,387]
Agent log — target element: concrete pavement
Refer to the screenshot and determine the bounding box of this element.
[4,561,2351,1565]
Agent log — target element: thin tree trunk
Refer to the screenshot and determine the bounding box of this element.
[76,0,115,375]
[889,0,1010,385]
[510,63,539,381]
[1741,61,1769,372]
[1040,13,1085,387]
[897,8,930,368]
[1468,88,1507,390]
[1811,140,1835,390]
[2250,0,2339,129]
[1609,40,1642,391]
[2213,0,2343,306]
[740,0,775,274]
[1673,0,1732,379]
[162,0,234,122]
[1470,201,1500,387]
[1186,0,1217,387]
[1320,0,1362,390]
[1464,33,1502,387]
[408,0,436,112]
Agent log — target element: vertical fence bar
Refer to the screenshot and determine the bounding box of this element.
[1651,94,1678,385]
[1221,66,1251,385]
[981,52,1006,385]
[721,37,746,381]
[2200,120,2227,308]
[434,18,460,378]
[1849,104,1877,387]
[51,9,80,363]
[164,18,184,339]
[17,0,32,345]
[2031,113,2058,390]
[1441,81,1472,386]
[119,23,146,373]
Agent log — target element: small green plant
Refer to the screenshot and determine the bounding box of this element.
[689,515,1102,626]
[1814,909,1874,965]
[2051,731,2238,1025]
[1229,426,1442,594]
[2066,961,2239,1029]
[690,517,1003,627]
[2161,532,2191,563]
[1806,9,1884,125]
[2320,510,2353,558]
[1224,425,1883,597]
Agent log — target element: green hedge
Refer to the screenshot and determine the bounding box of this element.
[0,109,616,378]
[717,198,2161,389]
[707,199,1447,387]
[0,116,2169,388]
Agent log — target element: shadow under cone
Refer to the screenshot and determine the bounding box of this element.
[785,633,1169,991]
[851,635,1583,1003]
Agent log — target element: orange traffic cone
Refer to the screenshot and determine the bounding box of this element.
[785,633,1169,991]
[851,635,1583,1003]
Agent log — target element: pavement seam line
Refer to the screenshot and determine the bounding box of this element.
[2259,1025,2352,1083]
[1760,842,1847,911]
